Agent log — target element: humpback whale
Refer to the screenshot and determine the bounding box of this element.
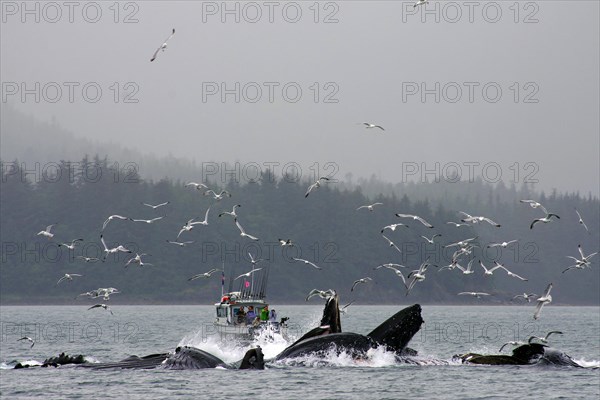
[456,343,584,368]
[275,295,423,361]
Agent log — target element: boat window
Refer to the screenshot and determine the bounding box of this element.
[216,307,227,318]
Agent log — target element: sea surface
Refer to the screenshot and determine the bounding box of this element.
[0,305,598,399]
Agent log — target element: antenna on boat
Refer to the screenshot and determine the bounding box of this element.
[221,260,225,298]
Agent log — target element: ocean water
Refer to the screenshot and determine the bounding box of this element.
[0,305,598,399]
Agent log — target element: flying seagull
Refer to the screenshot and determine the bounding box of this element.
[351,277,372,292]
[562,244,598,273]
[141,201,170,209]
[519,199,548,214]
[357,202,383,211]
[381,234,402,254]
[395,213,434,228]
[459,212,501,227]
[58,238,84,250]
[166,240,195,247]
[361,122,384,131]
[512,293,537,302]
[306,289,336,301]
[204,190,231,201]
[150,28,175,62]
[292,257,322,270]
[184,182,208,190]
[533,283,553,320]
[100,235,132,260]
[36,223,57,239]
[421,234,441,244]
[413,0,428,8]
[76,256,100,263]
[130,216,164,224]
[339,301,354,315]
[188,268,220,281]
[494,261,528,281]
[124,253,153,268]
[530,213,560,229]
[57,273,83,285]
[499,341,525,352]
[234,218,259,241]
[528,331,563,344]
[446,221,469,227]
[88,304,114,315]
[101,215,129,231]
[18,337,35,348]
[305,177,330,198]
[574,208,590,233]
[458,292,490,299]
[234,268,262,281]
[218,204,242,218]
[478,260,504,276]
[487,240,518,248]
[380,223,408,233]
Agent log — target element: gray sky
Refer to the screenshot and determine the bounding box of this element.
[2,1,599,195]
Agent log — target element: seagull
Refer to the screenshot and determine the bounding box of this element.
[248,252,264,266]
[381,234,402,254]
[494,261,528,281]
[499,341,525,352]
[76,256,100,263]
[58,238,84,250]
[528,331,563,344]
[361,122,384,131]
[150,28,175,62]
[218,204,242,218]
[101,215,129,231]
[177,208,210,238]
[520,199,548,214]
[141,201,170,209]
[446,221,469,227]
[574,208,590,233]
[357,202,383,211]
[405,259,433,296]
[563,245,598,273]
[305,177,330,198]
[374,263,407,270]
[305,289,336,301]
[533,283,553,320]
[184,182,208,190]
[18,337,35,348]
[36,223,57,239]
[339,301,354,315]
[130,216,164,224]
[487,240,518,248]
[459,212,501,227]
[100,235,132,260]
[512,293,537,302]
[444,237,478,249]
[188,268,220,281]
[375,265,407,284]
[57,273,83,285]
[421,234,441,244]
[351,277,372,292]
[124,253,153,268]
[88,304,114,315]
[530,213,560,229]
[413,0,428,8]
[166,240,195,247]
[234,219,259,241]
[395,213,434,228]
[380,223,408,233]
[479,260,505,276]
[458,292,490,299]
[292,257,322,270]
[204,190,231,201]
[456,259,476,275]
[234,268,262,281]
[97,287,120,301]
[278,239,295,247]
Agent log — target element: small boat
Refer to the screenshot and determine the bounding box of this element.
[213,266,288,342]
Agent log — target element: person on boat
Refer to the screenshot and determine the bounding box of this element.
[269,309,277,322]
[246,306,256,324]
[236,307,246,324]
[260,305,269,322]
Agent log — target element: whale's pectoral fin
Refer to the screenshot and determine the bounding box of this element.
[367,304,423,354]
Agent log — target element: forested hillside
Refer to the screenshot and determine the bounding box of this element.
[1,157,598,305]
